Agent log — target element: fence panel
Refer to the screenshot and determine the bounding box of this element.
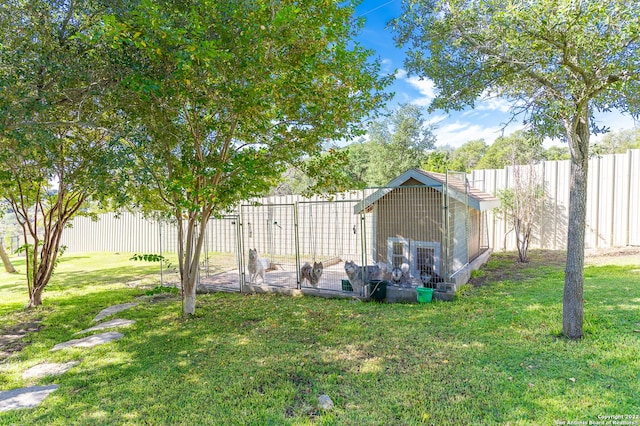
[241,203,298,288]
[470,149,639,251]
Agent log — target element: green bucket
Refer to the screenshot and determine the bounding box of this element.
[341,279,353,292]
[416,287,434,303]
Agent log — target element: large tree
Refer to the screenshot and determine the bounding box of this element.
[476,130,545,170]
[0,1,125,307]
[346,103,436,186]
[395,0,640,338]
[105,0,390,316]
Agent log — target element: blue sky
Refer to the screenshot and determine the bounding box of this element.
[353,0,638,149]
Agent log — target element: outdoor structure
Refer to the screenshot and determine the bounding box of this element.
[355,169,500,301]
[59,169,500,302]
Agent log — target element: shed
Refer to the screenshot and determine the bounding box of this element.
[354,169,500,296]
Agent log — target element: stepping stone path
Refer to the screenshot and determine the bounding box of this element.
[22,361,80,380]
[74,318,135,335]
[0,301,139,413]
[50,331,125,351]
[92,302,138,322]
[0,385,60,412]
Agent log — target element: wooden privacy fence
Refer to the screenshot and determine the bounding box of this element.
[470,149,640,251]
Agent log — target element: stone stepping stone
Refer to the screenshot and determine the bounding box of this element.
[22,361,80,380]
[50,331,124,352]
[92,302,138,322]
[0,385,59,412]
[75,318,135,335]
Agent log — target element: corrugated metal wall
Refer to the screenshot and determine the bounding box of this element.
[470,149,640,251]
[60,150,639,255]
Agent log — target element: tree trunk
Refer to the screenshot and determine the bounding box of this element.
[563,114,589,339]
[0,243,16,273]
[183,282,197,316]
[29,285,44,307]
[180,215,209,317]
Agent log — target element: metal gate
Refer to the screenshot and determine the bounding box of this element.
[297,199,365,294]
[197,215,242,292]
[241,203,299,288]
[239,199,367,295]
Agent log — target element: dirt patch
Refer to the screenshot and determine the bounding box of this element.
[585,246,640,266]
[0,321,43,363]
[470,247,640,287]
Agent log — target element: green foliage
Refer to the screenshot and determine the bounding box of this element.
[144,285,179,296]
[345,104,436,186]
[394,0,640,339]
[0,1,131,306]
[99,0,391,315]
[448,139,487,172]
[476,131,545,169]
[394,0,640,139]
[543,146,571,161]
[130,253,176,272]
[592,128,640,156]
[421,148,454,173]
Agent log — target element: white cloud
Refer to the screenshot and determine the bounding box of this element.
[476,97,512,113]
[426,114,449,127]
[434,121,524,148]
[395,69,407,79]
[394,69,436,107]
[405,76,436,107]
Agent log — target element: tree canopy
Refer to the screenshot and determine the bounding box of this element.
[104,0,391,316]
[344,103,436,186]
[395,0,640,338]
[0,0,126,307]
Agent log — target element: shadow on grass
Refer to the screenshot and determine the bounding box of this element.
[1,251,638,424]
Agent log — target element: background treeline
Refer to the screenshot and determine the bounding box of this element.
[275,105,640,193]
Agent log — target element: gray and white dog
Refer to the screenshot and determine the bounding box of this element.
[344,260,387,292]
[300,261,323,287]
[248,248,265,283]
[391,263,411,287]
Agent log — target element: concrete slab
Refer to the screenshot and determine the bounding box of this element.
[22,362,80,380]
[51,331,124,351]
[75,319,135,335]
[92,303,138,322]
[0,385,59,412]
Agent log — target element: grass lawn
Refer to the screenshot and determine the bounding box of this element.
[0,250,638,425]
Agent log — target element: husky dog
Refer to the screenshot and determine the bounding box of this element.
[248,248,265,283]
[344,260,368,292]
[420,266,444,289]
[300,261,323,287]
[391,263,411,287]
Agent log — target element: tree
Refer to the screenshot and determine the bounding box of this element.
[449,139,487,172]
[421,147,454,173]
[0,205,19,273]
[592,127,640,155]
[0,243,16,273]
[105,0,390,316]
[476,131,544,170]
[0,1,124,307]
[497,166,546,263]
[345,104,436,186]
[544,146,571,161]
[395,0,640,339]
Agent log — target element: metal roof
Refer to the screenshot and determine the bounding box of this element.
[354,169,501,213]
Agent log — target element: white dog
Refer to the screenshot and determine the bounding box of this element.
[248,248,265,283]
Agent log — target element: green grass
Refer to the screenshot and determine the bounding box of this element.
[1,251,639,425]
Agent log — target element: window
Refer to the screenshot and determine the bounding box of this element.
[387,238,409,269]
[387,238,441,281]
